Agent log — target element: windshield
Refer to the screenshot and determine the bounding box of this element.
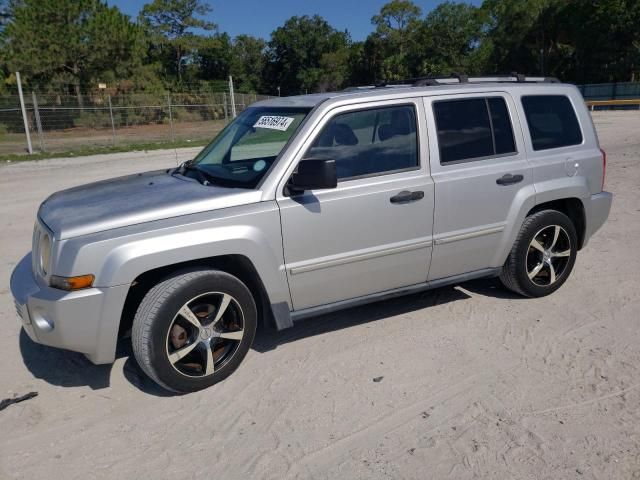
[188,106,311,189]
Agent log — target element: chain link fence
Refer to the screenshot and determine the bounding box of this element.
[4,82,638,157]
[0,90,273,156]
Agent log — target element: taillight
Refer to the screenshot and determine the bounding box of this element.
[600,148,607,191]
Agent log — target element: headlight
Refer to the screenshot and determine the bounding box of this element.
[39,232,51,275]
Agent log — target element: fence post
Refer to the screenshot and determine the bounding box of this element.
[31,91,45,152]
[107,94,116,146]
[228,75,237,119]
[15,72,33,154]
[223,92,229,123]
[167,92,175,142]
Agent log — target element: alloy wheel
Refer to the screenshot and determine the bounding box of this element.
[165,292,245,378]
[526,225,572,286]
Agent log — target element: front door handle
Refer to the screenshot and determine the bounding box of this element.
[390,190,424,204]
[496,174,524,186]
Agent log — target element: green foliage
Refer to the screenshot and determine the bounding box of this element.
[2,0,145,93]
[229,35,266,93]
[264,15,350,95]
[139,0,215,81]
[0,0,639,96]
[368,0,422,80]
[413,2,483,76]
[196,33,232,84]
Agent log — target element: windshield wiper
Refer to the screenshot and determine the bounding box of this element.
[176,161,217,186]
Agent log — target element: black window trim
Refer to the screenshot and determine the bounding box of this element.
[520,94,584,152]
[433,95,519,166]
[307,102,422,184]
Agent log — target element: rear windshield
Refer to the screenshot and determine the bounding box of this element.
[521,95,583,151]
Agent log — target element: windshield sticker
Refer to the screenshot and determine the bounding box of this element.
[253,116,295,131]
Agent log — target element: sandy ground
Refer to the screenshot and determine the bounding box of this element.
[0,112,639,479]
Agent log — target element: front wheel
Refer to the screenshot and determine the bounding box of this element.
[500,210,578,297]
[132,268,257,393]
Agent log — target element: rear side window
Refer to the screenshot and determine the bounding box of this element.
[521,95,583,150]
[433,97,516,164]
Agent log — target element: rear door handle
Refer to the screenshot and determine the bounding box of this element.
[390,190,424,204]
[496,174,524,186]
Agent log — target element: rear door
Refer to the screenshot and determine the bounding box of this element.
[424,92,534,280]
[277,99,435,310]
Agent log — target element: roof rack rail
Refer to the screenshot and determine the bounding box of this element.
[342,73,561,92]
[341,86,376,92]
[412,73,560,86]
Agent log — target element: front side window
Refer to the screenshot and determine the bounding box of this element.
[521,95,583,151]
[190,106,310,188]
[304,105,419,180]
[433,97,516,164]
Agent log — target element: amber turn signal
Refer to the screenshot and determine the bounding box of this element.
[50,274,95,291]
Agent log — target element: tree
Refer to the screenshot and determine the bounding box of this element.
[413,2,483,76]
[478,0,640,83]
[367,0,422,80]
[229,35,266,92]
[2,0,145,97]
[196,32,231,82]
[556,0,640,82]
[139,0,215,82]
[480,0,556,76]
[371,0,421,55]
[265,15,350,95]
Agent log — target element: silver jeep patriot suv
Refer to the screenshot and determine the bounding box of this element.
[11,75,612,393]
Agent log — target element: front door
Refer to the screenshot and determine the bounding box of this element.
[277,100,435,310]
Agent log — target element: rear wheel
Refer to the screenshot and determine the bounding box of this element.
[500,210,578,297]
[132,268,257,393]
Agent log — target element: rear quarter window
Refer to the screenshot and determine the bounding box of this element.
[521,95,583,151]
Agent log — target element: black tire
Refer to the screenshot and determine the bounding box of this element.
[500,210,578,298]
[131,268,257,393]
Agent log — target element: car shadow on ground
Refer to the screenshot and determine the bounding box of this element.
[19,328,114,390]
[18,329,173,396]
[253,283,475,353]
[17,279,521,396]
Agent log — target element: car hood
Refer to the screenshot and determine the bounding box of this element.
[38,169,262,239]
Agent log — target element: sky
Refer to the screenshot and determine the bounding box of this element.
[107,0,481,41]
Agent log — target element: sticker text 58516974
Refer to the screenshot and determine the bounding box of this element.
[253,116,295,131]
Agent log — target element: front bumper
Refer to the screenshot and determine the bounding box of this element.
[10,253,129,364]
[583,191,613,247]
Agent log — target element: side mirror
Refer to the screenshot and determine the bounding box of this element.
[286,158,337,195]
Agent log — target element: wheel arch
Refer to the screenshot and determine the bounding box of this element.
[525,197,586,250]
[118,255,283,342]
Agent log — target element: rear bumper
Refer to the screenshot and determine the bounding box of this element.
[583,191,613,247]
[10,253,128,364]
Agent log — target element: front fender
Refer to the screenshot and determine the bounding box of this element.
[52,203,290,365]
[57,202,291,312]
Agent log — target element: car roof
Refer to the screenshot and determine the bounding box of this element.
[253,81,576,109]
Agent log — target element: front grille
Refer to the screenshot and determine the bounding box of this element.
[14,299,23,320]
